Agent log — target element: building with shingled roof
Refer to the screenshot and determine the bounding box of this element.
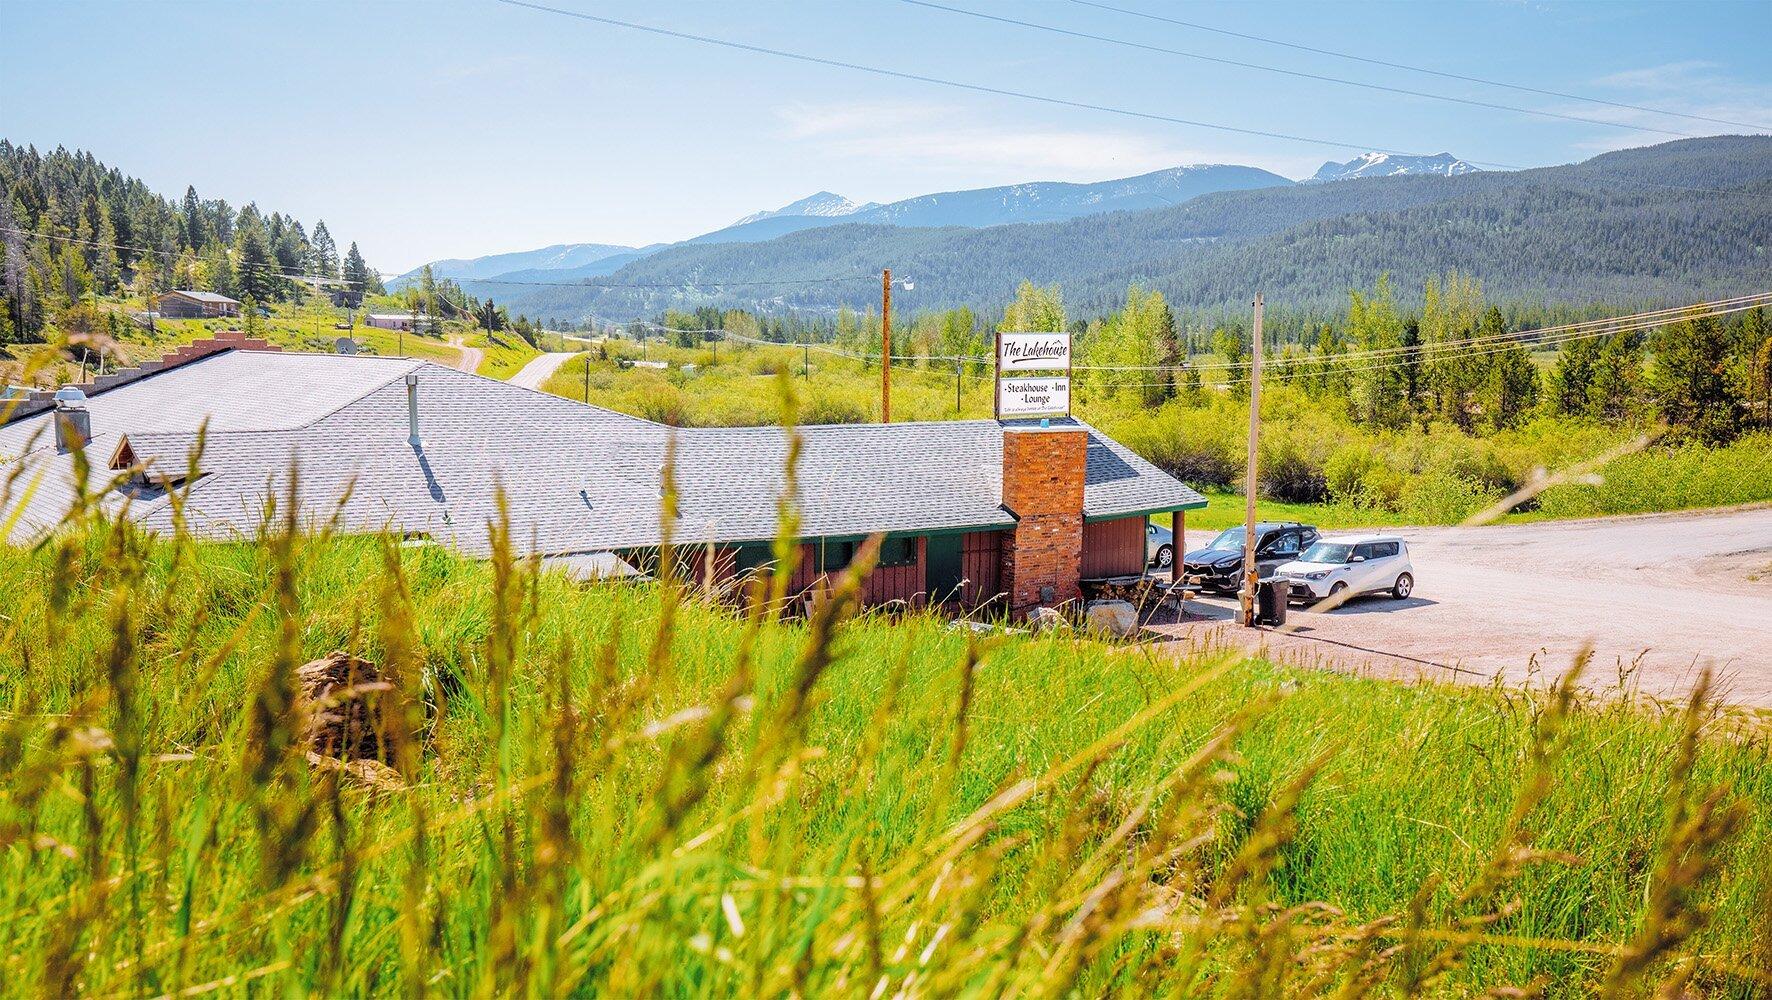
[1,335,1206,615]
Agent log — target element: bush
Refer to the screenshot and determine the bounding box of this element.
[1397,470,1498,523]
[803,391,870,425]
[1260,439,1328,503]
[1535,432,1772,519]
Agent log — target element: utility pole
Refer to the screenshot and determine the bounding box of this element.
[802,332,810,380]
[1240,293,1264,628]
[880,268,892,423]
[954,359,962,415]
[583,352,590,403]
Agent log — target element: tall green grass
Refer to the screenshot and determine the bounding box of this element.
[1,424,1769,996]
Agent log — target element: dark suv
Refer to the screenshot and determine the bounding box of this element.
[1182,521,1321,594]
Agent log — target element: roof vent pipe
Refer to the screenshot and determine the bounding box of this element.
[53,386,92,453]
[405,372,421,447]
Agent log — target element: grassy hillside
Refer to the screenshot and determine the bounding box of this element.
[1,495,1768,995]
[0,297,555,386]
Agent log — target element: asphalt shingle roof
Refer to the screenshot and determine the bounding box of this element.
[3,350,1207,556]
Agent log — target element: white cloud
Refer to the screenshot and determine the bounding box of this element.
[772,100,1324,182]
[1562,61,1772,153]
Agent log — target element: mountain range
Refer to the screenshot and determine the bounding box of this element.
[1306,152,1478,183]
[457,137,1772,323]
[394,162,1302,290]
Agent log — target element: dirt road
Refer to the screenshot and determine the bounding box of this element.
[508,351,578,390]
[445,335,484,374]
[1153,507,1772,707]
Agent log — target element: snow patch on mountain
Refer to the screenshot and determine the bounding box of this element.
[732,191,879,226]
[1306,152,1479,184]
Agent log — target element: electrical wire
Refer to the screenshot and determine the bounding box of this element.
[493,0,1526,169]
[1065,0,1772,134]
[1065,292,1772,373]
[462,272,883,289]
[1082,298,1772,391]
[902,0,1697,139]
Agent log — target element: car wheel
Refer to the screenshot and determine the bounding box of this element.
[1153,544,1173,569]
[1392,573,1413,600]
[1318,581,1348,608]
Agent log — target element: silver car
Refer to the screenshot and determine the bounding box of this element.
[1273,535,1415,604]
[1145,521,1175,569]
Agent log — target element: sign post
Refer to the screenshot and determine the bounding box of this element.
[994,332,1071,420]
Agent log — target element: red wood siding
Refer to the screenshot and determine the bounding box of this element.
[1081,516,1146,578]
[959,530,1003,607]
[682,544,739,590]
[862,536,926,606]
[788,543,822,593]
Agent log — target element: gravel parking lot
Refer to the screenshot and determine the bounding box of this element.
[1152,506,1772,708]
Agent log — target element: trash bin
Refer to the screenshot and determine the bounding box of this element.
[1256,579,1288,627]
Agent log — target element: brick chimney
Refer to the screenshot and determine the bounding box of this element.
[999,424,1088,616]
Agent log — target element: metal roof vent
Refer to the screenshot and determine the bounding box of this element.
[405,371,421,447]
[53,386,91,452]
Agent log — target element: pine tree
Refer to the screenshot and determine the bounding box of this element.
[311,220,338,278]
[1743,308,1772,427]
[341,242,369,307]
[1648,313,1741,443]
[1588,332,1644,422]
[92,201,121,293]
[234,220,278,303]
[1548,336,1599,416]
[181,185,207,250]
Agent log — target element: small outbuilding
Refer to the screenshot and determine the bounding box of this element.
[366,313,428,332]
[156,289,241,319]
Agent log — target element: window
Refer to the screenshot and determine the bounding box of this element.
[878,536,919,568]
[1300,542,1353,564]
[1371,541,1400,558]
[1352,543,1378,561]
[735,544,777,575]
[1264,532,1301,557]
[820,539,857,573]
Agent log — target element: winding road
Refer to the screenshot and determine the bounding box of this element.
[508,351,580,391]
[445,335,484,374]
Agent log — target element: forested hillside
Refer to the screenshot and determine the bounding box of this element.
[0,142,382,344]
[489,136,1772,322]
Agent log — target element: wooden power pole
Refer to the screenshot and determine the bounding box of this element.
[881,268,892,423]
[1241,292,1264,628]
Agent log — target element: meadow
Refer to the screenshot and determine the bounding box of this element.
[541,337,1772,529]
[1,451,1768,997]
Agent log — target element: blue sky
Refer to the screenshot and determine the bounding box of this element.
[5,0,1768,273]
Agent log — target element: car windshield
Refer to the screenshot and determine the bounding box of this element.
[1299,542,1354,564]
[1204,527,1245,551]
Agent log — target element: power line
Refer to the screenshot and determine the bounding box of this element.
[1086,297,1772,390]
[463,272,882,289]
[902,0,1697,139]
[1066,0,1772,134]
[493,0,1525,169]
[1070,292,1772,373]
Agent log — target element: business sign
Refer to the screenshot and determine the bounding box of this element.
[998,332,1071,372]
[997,376,1070,417]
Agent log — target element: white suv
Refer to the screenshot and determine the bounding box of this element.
[1273,535,1414,605]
